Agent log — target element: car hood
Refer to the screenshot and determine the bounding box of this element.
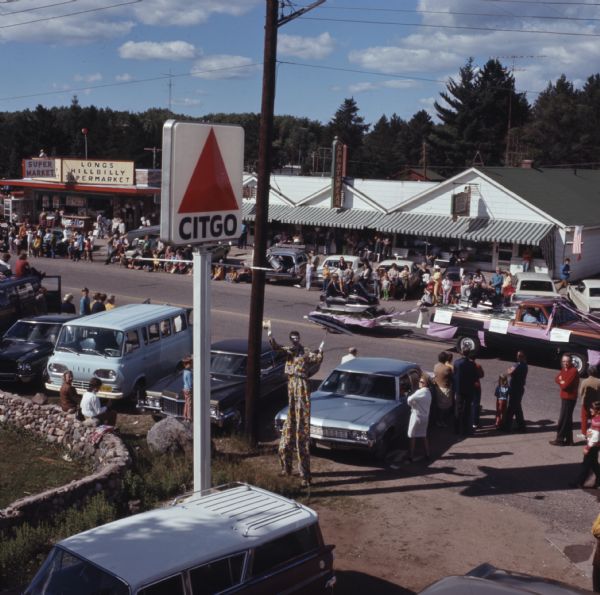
[308,391,401,429]
[147,371,245,404]
[0,339,51,360]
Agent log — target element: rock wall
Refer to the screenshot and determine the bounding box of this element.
[0,392,131,531]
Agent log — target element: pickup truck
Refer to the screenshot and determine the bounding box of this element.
[427,297,600,374]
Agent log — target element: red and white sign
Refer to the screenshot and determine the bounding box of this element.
[160,120,244,245]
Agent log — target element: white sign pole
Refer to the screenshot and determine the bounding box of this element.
[193,248,212,492]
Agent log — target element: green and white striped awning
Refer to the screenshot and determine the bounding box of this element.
[242,201,381,229]
[375,212,554,245]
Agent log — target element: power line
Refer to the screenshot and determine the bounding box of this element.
[298,4,600,23]
[0,0,142,29]
[277,60,544,95]
[0,0,77,17]
[481,0,600,5]
[302,15,600,38]
[0,62,263,102]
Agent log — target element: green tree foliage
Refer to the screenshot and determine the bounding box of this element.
[431,58,530,169]
[327,97,370,177]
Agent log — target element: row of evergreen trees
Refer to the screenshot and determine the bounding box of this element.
[1,58,599,181]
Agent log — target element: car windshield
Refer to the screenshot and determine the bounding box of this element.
[519,280,554,292]
[589,288,600,297]
[320,370,396,400]
[56,325,125,357]
[25,546,129,595]
[211,352,247,376]
[5,321,62,343]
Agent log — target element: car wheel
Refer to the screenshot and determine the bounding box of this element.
[566,352,588,376]
[132,380,146,405]
[456,335,480,354]
[375,430,393,462]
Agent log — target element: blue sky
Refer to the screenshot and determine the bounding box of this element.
[2,0,600,127]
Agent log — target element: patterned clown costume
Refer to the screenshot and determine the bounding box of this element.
[270,336,323,483]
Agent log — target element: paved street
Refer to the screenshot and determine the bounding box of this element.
[24,252,600,591]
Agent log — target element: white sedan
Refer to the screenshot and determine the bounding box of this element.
[567,279,600,313]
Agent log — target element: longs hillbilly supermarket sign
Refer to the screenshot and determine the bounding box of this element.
[63,160,134,185]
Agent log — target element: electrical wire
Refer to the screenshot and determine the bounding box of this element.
[0,0,77,17]
[0,0,142,29]
[301,15,600,38]
[0,62,263,102]
[296,4,600,23]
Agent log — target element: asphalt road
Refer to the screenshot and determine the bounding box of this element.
[25,253,600,584]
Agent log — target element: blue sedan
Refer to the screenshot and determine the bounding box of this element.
[275,357,421,459]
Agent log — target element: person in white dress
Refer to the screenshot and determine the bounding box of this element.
[407,375,432,462]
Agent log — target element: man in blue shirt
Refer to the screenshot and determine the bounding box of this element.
[491,267,503,296]
[182,354,193,422]
[557,257,571,291]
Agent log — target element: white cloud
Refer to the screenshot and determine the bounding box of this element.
[74,73,102,83]
[191,55,258,79]
[133,0,259,26]
[115,73,133,82]
[119,40,196,60]
[348,82,378,93]
[173,97,202,107]
[278,32,335,60]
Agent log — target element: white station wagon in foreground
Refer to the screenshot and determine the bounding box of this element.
[24,483,336,595]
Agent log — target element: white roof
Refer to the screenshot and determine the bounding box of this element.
[582,279,600,288]
[514,272,553,282]
[58,484,317,590]
[66,304,185,330]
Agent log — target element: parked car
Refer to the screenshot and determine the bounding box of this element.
[0,274,62,333]
[24,483,336,595]
[266,244,309,283]
[418,563,587,594]
[428,297,600,374]
[511,272,559,302]
[139,339,321,427]
[275,357,419,459]
[46,304,192,400]
[567,279,600,313]
[315,254,363,282]
[0,314,79,384]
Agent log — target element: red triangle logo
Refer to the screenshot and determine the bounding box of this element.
[178,128,238,213]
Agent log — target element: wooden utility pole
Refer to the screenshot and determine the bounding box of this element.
[245,0,325,445]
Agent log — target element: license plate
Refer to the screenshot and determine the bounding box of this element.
[100,384,113,393]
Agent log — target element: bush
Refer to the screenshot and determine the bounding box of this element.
[0,494,117,589]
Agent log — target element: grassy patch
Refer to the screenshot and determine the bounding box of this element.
[0,426,91,509]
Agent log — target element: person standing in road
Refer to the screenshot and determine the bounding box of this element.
[61,293,76,314]
[407,374,433,463]
[579,366,600,439]
[571,401,600,489]
[79,287,91,315]
[470,352,485,430]
[341,347,357,364]
[556,257,571,291]
[433,351,454,428]
[105,295,116,310]
[268,327,324,487]
[305,257,314,291]
[453,347,479,437]
[502,350,528,432]
[182,355,193,422]
[90,292,106,314]
[550,354,580,446]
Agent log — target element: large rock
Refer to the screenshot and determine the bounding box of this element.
[147,417,192,455]
[32,393,48,405]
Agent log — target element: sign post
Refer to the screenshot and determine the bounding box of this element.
[161,120,243,492]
